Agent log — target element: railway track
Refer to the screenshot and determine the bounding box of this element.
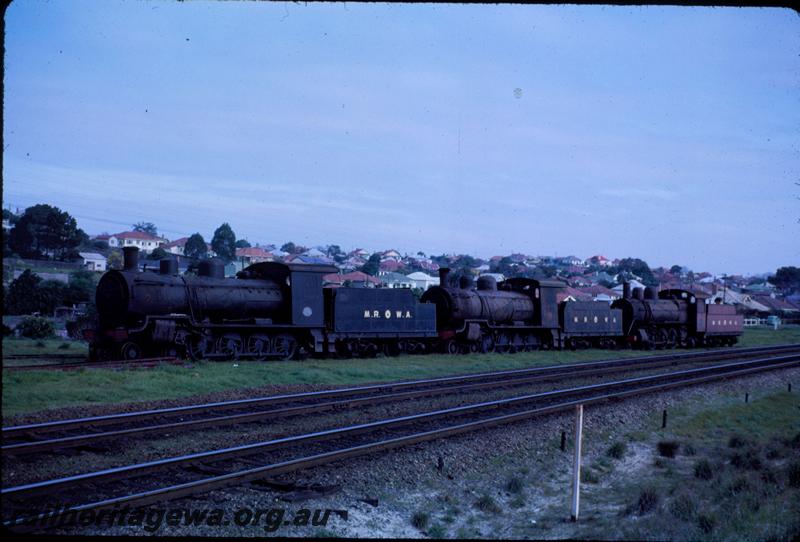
[3,350,798,529]
[4,344,798,456]
[2,356,184,372]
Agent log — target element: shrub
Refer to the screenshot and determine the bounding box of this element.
[16,316,55,339]
[607,441,627,459]
[505,476,524,494]
[669,494,696,521]
[581,466,600,484]
[730,448,762,471]
[788,461,800,488]
[694,459,714,480]
[58,342,71,350]
[726,476,753,496]
[636,487,660,514]
[428,524,446,539]
[657,440,680,458]
[728,434,749,448]
[474,495,501,514]
[683,443,697,456]
[410,511,429,530]
[697,513,716,534]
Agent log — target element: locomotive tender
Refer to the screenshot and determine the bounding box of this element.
[89,247,742,361]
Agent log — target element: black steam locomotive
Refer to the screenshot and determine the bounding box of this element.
[88,247,742,361]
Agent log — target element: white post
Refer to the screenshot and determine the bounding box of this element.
[571,404,584,522]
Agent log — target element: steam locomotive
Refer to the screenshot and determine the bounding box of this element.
[88,247,742,361]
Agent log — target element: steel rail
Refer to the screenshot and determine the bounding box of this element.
[5,343,796,439]
[4,354,797,530]
[5,345,799,454]
[3,357,181,372]
[4,353,797,504]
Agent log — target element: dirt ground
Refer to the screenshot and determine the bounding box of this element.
[31,366,797,539]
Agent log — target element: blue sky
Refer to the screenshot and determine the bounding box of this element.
[3,1,798,275]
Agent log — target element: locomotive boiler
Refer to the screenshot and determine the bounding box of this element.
[91,247,337,361]
[420,269,564,353]
[611,282,741,348]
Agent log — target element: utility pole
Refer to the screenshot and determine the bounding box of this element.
[570,404,584,522]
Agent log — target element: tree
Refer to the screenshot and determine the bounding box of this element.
[132,222,158,236]
[211,223,236,263]
[8,204,86,260]
[6,270,42,314]
[184,233,208,261]
[3,208,18,224]
[280,242,296,254]
[235,239,251,248]
[107,250,123,270]
[326,244,346,263]
[150,247,169,260]
[360,253,382,276]
[669,265,683,275]
[613,258,657,286]
[768,266,800,293]
[16,316,55,339]
[68,269,97,303]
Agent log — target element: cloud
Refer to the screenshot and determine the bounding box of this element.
[599,187,678,200]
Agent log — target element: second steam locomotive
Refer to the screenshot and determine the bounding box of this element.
[89,247,743,361]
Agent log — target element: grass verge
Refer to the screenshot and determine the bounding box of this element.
[3,326,798,417]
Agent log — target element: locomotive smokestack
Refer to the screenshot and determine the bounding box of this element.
[199,259,225,279]
[159,258,178,275]
[438,268,450,288]
[623,281,631,299]
[477,275,497,291]
[123,247,139,272]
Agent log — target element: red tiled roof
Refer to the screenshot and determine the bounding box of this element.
[323,271,382,285]
[379,260,405,272]
[236,247,273,258]
[113,231,163,241]
[578,285,618,297]
[557,287,592,303]
[164,237,188,248]
[752,295,799,312]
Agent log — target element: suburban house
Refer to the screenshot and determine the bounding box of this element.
[406,271,439,290]
[108,231,168,254]
[235,246,274,265]
[164,237,189,256]
[163,237,214,258]
[323,271,382,288]
[348,248,370,259]
[578,285,619,302]
[586,255,613,267]
[379,259,405,273]
[78,252,107,272]
[611,279,646,296]
[479,272,506,283]
[380,249,402,262]
[378,271,414,289]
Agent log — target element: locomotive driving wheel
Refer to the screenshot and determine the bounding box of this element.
[666,328,679,349]
[273,333,298,361]
[120,342,142,361]
[444,339,459,355]
[217,333,243,360]
[479,334,495,354]
[247,334,271,361]
[187,335,210,361]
